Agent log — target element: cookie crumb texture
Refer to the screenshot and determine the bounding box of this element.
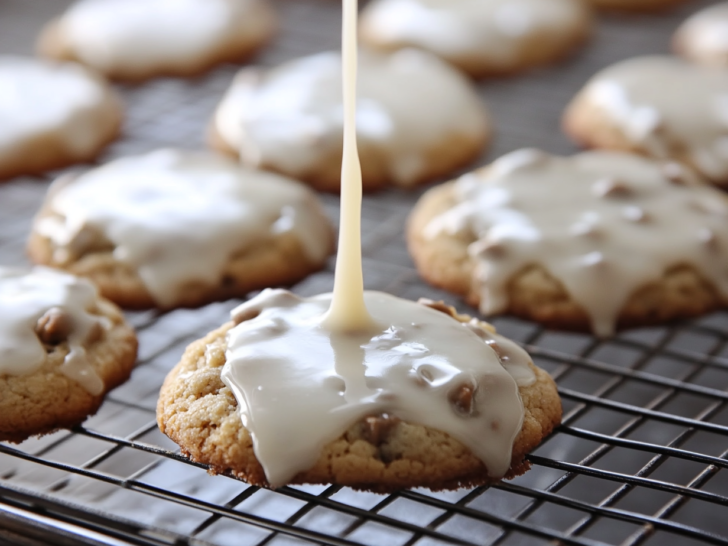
[38,0,277,82]
[157,311,561,492]
[0,299,137,443]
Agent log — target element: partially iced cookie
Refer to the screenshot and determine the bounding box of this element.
[0,267,137,443]
[359,0,593,78]
[564,56,728,186]
[28,149,334,310]
[674,2,728,68]
[408,149,728,337]
[0,56,121,181]
[209,49,490,192]
[38,0,277,81]
[157,290,561,491]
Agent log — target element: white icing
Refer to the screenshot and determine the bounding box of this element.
[0,56,105,160]
[214,49,488,187]
[569,56,728,182]
[424,149,728,337]
[37,149,332,308]
[0,267,107,395]
[675,2,728,67]
[60,0,273,73]
[221,289,535,487]
[360,0,588,68]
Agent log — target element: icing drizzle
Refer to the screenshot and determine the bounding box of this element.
[221,290,535,487]
[424,149,728,337]
[38,149,332,307]
[0,267,107,395]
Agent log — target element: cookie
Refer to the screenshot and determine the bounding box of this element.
[408,149,728,337]
[563,55,728,187]
[0,267,137,443]
[38,0,277,82]
[359,0,593,78]
[674,2,728,68]
[0,56,121,182]
[157,289,561,491]
[586,0,688,11]
[209,49,490,192]
[28,149,334,310]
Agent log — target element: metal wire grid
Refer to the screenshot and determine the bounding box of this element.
[1,0,728,544]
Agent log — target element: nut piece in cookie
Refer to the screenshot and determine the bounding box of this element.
[563,55,728,186]
[408,149,728,337]
[0,267,137,443]
[0,56,121,182]
[359,0,594,78]
[157,289,561,492]
[37,0,277,82]
[674,2,728,68]
[28,149,335,310]
[209,49,490,192]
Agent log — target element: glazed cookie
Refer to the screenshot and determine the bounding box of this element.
[359,0,593,78]
[563,56,728,186]
[674,2,728,68]
[408,149,728,337]
[0,56,121,181]
[209,49,490,192]
[38,0,277,82]
[0,267,137,443]
[586,0,688,11]
[158,290,561,491]
[28,149,334,310]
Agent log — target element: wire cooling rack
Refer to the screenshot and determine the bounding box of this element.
[2,0,728,545]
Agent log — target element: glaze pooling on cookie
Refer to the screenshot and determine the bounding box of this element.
[37,149,331,308]
[360,0,590,74]
[423,149,728,337]
[566,56,728,183]
[56,0,274,75]
[214,49,488,187]
[0,267,107,395]
[675,3,728,67]
[0,56,104,160]
[222,289,535,487]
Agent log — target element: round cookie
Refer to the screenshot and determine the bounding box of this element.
[359,0,593,78]
[0,56,121,182]
[585,0,688,11]
[157,290,561,491]
[28,149,335,310]
[408,149,728,337]
[1,267,137,443]
[209,49,490,192]
[37,0,277,82]
[563,55,728,187]
[674,2,728,68]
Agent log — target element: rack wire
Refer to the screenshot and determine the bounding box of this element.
[1,0,728,545]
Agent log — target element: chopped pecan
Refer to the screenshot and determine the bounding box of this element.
[362,414,400,446]
[449,383,476,416]
[35,307,72,345]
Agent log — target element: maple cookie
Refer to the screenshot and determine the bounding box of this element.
[28,149,334,310]
[563,56,728,187]
[674,3,728,68]
[359,0,593,78]
[408,149,728,337]
[0,56,121,182]
[0,267,137,443]
[157,290,561,491]
[37,0,277,82]
[585,0,688,11]
[209,49,490,192]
